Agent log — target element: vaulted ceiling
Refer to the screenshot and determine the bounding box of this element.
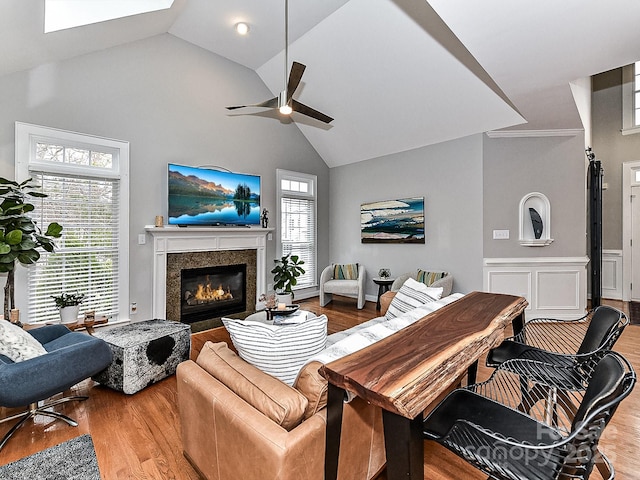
[2,0,640,167]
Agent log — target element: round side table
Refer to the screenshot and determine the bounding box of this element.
[373,277,395,310]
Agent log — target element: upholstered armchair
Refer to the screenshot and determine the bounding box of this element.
[391,270,453,297]
[0,324,112,450]
[319,263,366,309]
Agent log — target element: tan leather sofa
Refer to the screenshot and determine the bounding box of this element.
[177,340,386,480]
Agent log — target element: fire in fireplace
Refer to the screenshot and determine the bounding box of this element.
[180,264,246,323]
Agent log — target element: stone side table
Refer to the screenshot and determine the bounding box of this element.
[92,319,190,394]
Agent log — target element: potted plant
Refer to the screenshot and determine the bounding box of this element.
[51,292,86,324]
[0,178,63,321]
[271,253,305,304]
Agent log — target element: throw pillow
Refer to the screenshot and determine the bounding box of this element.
[294,360,328,419]
[222,314,328,386]
[333,263,358,280]
[416,269,447,286]
[196,341,308,430]
[0,321,48,362]
[386,277,443,319]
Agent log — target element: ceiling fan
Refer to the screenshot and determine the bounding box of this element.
[226,0,333,124]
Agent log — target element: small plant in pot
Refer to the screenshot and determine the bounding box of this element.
[51,292,86,325]
[271,254,305,305]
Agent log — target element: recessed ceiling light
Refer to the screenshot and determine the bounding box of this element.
[235,22,250,35]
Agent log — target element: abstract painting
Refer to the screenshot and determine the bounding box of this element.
[360,197,425,244]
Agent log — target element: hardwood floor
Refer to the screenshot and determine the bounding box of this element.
[1,296,639,479]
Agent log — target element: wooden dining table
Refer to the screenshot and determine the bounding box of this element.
[320,291,528,480]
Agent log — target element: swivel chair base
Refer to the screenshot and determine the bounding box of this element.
[0,395,88,451]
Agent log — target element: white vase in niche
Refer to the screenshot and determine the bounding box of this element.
[59,305,80,324]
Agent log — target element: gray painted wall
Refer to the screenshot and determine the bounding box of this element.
[0,33,330,320]
[483,134,587,258]
[329,131,588,302]
[329,134,484,296]
[592,68,640,250]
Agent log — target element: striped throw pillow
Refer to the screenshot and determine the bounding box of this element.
[416,270,447,286]
[222,315,328,386]
[386,277,443,319]
[333,263,358,280]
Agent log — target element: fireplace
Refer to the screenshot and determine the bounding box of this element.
[164,247,259,324]
[148,226,270,324]
[180,264,246,323]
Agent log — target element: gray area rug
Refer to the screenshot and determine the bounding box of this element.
[0,434,101,480]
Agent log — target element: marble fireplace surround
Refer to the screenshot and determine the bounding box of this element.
[147,226,273,321]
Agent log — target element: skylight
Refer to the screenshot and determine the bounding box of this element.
[44,0,174,33]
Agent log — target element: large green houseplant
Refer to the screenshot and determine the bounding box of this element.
[271,253,305,301]
[0,178,63,320]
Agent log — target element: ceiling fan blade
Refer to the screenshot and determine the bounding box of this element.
[287,62,306,101]
[226,97,278,110]
[291,99,333,124]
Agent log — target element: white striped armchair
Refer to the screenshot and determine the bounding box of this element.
[319,263,366,309]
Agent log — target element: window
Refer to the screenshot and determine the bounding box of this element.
[44,0,174,33]
[277,170,317,290]
[622,62,640,135]
[15,123,129,323]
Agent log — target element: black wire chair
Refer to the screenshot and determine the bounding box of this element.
[486,305,628,369]
[485,305,629,452]
[423,351,635,480]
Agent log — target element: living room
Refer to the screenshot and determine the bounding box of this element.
[1,1,640,479]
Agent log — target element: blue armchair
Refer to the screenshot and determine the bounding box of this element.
[0,324,112,450]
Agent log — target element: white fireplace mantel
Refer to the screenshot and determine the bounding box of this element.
[146,226,274,319]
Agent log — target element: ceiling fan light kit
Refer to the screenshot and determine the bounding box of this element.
[225,0,333,124]
[234,22,249,35]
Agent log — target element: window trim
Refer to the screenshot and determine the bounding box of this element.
[14,122,130,323]
[622,63,640,135]
[276,169,318,291]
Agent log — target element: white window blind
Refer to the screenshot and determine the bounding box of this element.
[281,197,316,289]
[27,172,121,322]
[277,170,317,290]
[634,61,640,126]
[15,122,129,324]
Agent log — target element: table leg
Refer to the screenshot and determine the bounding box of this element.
[512,311,525,337]
[467,359,478,386]
[376,284,384,310]
[382,410,424,480]
[325,383,345,480]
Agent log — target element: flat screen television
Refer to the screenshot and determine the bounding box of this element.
[168,163,261,226]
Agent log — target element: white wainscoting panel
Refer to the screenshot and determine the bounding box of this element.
[602,250,623,300]
[484,257,589,320]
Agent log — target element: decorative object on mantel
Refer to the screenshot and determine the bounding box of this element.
[528,207,543,239]
[51,292,86,325]
[0,178,63,321]
[154,215,164,227]
[378,268,391,278]
[518,192,553,246]
[361,197,425,244]
[261,208,269,228]
[271,253,305,303]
